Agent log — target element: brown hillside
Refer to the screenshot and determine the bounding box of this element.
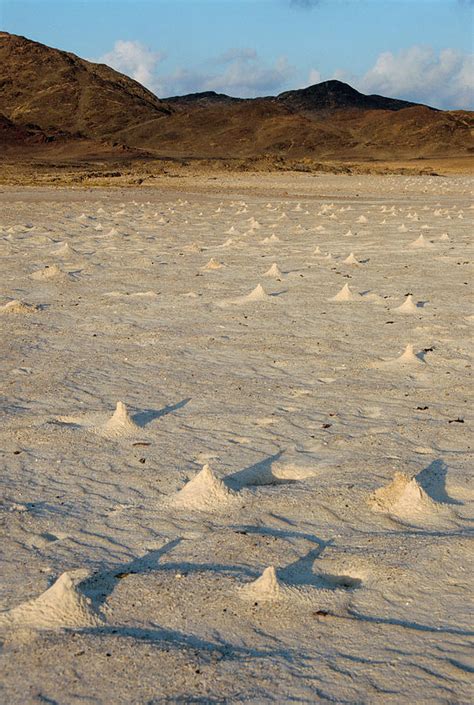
[0,32,472,170]
[0,32,172,139]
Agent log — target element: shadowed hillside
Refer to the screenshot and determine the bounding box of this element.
[0,32,472,175]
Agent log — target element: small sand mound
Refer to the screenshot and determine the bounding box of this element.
[0,299,38,314]
[261,234,280,244]
[183,242,204,253]
[344,229,354,237]
[238,566,352,608]
[220,283,272,307]
[373,344,425,368]
[263,263,283,278]
[244,284,270,302]
[396,344,424,365]
[343,252,359,265]
[0,569,103,630]
[240,567,281,601]
[202,258,224,270]
[51,242,78,257]
[171,464,237,511]
[409,234,433,249]
[329,284,360,302]
[439,232,450,241]
[99,401,140,438]
[129,291,159,298]
[369,472,440,520]
[30,264,68,281]
[357,215,368,223]
[392,295,419,314]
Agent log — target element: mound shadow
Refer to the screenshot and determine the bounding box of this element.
[415,459,463,505]
[132,398,191,427]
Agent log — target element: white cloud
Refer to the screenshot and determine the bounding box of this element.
[308,68,322,85]
[99,40,165,90]
[163,50,294,98]
[301,46,473,109]
[359,46,474,109]
[204,53,293,97]
[98,40,473,109]
[99,41,293,98]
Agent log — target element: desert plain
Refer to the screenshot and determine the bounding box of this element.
[0,172,472,704]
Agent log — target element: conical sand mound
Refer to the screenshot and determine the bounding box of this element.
[343,252,359,265]
[51,242,78,257]
[373,344,425,369]
[238,566,353,608]
[396,344,424,365]
[244,284,270,302]
[170,464,237,511]
[239,567,282,601]
[221,283,272,307]
[0,299,38,314]
[369,472,440,520]
[99,401,140,437]
[329,283,360,302]
[0,569,103,630]
[202,258,224,270]
[261,234,280,243]
[409,234,433,249]
[393,295,419,314]
[263,263,283,278]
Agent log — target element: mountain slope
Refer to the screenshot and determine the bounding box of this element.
[0,32,172,139]
[0,32,472,166]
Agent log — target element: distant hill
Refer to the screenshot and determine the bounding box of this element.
[275,79,423,112]
[0,32,172,141]
[1,32,472,166]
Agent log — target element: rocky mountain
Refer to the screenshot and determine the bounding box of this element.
[0,32,171,141]
[1,32,472,166]
[275,79,421,112]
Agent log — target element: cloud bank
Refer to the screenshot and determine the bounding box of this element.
[99,41,473,109]
[352,46,473,109]
[165,50,294,98]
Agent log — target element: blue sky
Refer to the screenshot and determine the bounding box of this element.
[1,0,473,107]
